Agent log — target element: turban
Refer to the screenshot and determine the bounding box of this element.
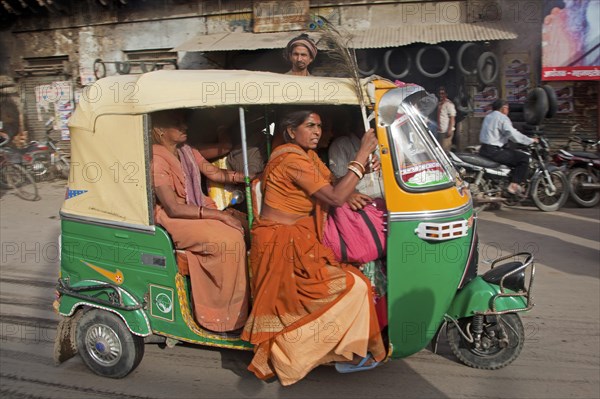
[286,33,318,60]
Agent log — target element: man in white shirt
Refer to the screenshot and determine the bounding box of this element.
[479,99,539,196]
[436,86,456,152]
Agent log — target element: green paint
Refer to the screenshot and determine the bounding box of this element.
[386,211,474,358]
[59,219,251,348]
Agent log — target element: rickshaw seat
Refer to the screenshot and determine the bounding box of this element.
[175,250,190,276]
[251,178,262,220]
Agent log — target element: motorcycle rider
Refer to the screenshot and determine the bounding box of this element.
[479,99,539,196]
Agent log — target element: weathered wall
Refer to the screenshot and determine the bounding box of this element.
[1,0,595,143]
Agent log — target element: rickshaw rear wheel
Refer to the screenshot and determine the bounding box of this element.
[76,309,145,378]
[447,313,524,370]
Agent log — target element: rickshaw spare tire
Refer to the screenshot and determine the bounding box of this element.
[76,309,145,378]
[477,52,499,85]
[383,48,411,79]
[509,111,525,123]
[415,45,450,78]
[93,59,106,79]
[542,85,558,118]
[509,102,524,113]
[115,61,131,75]
[454,92,474,115]
[356,49,379,76]
[140,62,158,73]
[524,87,549,125]
[456,42,479,76]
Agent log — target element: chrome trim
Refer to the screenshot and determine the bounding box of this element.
[60,301,151,337]
[59,279,151,337]
[60,211,156,234]
[389,200,472,222]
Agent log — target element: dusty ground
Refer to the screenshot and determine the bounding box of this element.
[1,181,599,398]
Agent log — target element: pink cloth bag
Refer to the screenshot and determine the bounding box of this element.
[323,198,387,264]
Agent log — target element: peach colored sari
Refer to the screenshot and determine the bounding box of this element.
[242,144,385,385]
[152,144,249,332]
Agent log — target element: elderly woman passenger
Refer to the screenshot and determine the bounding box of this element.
[151,109,249,333]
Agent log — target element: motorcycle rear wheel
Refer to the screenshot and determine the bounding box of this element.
[568,168,600,208]
[447,313,524,370]
[531,170,569,211]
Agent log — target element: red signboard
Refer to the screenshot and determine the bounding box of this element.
[542,66,600,81]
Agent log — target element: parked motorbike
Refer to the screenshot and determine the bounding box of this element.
[449,136,569,212]
[6,119,69,181]
[552,128,600,207]
[12,140,52,181]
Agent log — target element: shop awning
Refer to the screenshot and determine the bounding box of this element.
[173,22,517,52]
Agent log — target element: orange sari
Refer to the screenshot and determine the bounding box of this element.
[242,144,385,385]
[152,144,249,332]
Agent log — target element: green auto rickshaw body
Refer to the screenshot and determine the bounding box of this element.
[55,70,533,371]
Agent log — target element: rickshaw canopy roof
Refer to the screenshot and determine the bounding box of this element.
[69,69,378,132]
[62,70,401,229]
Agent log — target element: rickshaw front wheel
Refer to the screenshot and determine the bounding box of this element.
[447,313,524,370]
[76,309,145,378]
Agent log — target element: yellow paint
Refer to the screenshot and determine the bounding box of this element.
[82,260,124,285]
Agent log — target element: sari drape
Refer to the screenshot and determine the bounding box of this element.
[242,144,385,385]
[152,144,249,332]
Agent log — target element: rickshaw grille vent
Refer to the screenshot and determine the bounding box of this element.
[415,220,469,241]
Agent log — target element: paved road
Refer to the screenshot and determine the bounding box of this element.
[1,182,599,399]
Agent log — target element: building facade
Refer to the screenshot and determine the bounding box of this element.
[0,0,597,147]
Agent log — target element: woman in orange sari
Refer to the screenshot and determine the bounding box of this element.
[242,110,386,385]
[151,109,249,333]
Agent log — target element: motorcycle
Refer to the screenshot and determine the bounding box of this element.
[552,128,600,207]
[18,118,70,181]
[11,140,52,181]
[449,136,569,212]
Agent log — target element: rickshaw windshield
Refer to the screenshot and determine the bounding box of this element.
[388,103,456,192]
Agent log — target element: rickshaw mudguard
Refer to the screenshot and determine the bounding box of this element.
[56,279,151,336]
[445,276,528,319]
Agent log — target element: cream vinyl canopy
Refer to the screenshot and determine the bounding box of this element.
[69,70,374,133]
[64,70,380,229]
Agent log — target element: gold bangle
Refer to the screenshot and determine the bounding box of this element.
[349,160,366,174]
[232,171,237,183]
[347,164,364,179]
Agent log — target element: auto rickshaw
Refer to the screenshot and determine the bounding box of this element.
[53,69,535,378]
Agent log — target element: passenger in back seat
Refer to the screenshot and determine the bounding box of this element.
[151,109,250,333]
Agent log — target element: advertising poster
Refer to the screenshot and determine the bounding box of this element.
[473,86,498,117]
[55,101,74,140]
[504,53,532,104]
[549,82,575,114]
[542,0,600,81]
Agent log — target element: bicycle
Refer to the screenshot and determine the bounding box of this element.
[0,138,40,201]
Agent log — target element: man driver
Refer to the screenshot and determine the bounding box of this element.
[479,99,539,197]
